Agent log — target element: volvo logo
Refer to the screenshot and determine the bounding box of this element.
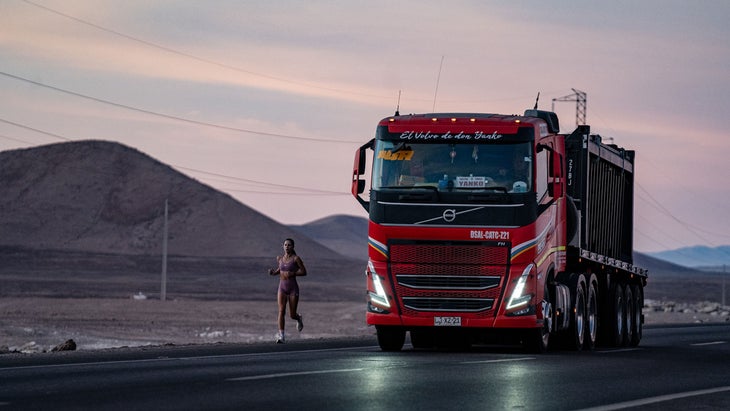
[442,209,456,222]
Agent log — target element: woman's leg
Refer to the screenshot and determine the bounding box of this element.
[289,294,303,331]
[277,291,287,331]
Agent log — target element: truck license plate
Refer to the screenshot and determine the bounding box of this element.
[434,316,462,326]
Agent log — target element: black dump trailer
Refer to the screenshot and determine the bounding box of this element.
[564,125,647,347]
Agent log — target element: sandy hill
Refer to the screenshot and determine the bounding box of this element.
[0,140,338,259]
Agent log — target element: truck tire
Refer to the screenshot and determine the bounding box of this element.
[524,283,553,353]
[584,274,599,351]
[624,284,635,347]
[566,273,587,351]
[607,283,626,347]
[376,326,405,351]
[629,284,643,347]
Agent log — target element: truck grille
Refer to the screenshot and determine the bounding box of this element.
[397,275,500,290]
[391,243,508,265]
[389,242,509,318]
[402,297,493,312]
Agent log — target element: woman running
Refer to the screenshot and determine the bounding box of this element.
[268,238,307,343]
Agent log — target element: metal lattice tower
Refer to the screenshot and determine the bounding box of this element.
[552,88,587,126]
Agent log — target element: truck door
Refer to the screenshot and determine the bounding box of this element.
[536,139,562,256]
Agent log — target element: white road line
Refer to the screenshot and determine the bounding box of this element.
[574,386,730,411]
[460,357,535,364]
[0,345,378,371]
[595,348,642,354]
[691,341,726,346]
[226,367,364,382]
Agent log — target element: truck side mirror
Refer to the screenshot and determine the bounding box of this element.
[352,139,374,211]
[551,153,562,178]
[549,181,564,198]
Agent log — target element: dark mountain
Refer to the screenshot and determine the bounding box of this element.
[0,140,337,259]
[2,139,720,304]
[290,214,368,259]
[633,252,705,277]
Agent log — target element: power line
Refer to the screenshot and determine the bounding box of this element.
[0,70,358,144]
[174,165,345,195]
[634,229,675,252]
[584,106,730,250]
[634,211,687,247]
[20,0,393,101]
[0,118,348,197]
[636,182,728,241]
[18,0,560,109]
[0,132,40,145]
[0,118,72,141]
[222,187,348,196]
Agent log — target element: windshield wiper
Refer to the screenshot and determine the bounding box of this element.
[391,142,409,153]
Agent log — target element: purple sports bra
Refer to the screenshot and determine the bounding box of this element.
[279,258,298,273]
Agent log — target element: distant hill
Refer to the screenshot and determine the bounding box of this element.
[647,245,730,270]
[3,140,719,279]
[9,140,724,304]
[632,252,704,277]
[0,140,338,259]
[290,214,368,259]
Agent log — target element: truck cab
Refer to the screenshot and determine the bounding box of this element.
[352,110,575,351]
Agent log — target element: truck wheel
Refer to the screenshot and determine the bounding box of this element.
[566,273,587,351]
[584,274,599,351]
[607,283,625,347]
[624,284,634,347]
[524,297,552,353]
[629,284,643,347]
[376,326,405,351]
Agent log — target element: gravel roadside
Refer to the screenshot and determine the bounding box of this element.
[1,297,727,354]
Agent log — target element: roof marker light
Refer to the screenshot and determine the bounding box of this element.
[451,118,457,122]
[470,118,476,122]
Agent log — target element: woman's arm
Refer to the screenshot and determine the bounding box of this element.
[268,256,282,275]
[293,256,307,276]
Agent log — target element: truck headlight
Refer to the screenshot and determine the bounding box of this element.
[367,260,390,308]
[506,264,534,310]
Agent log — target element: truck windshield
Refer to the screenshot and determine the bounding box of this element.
[372,141,533,193]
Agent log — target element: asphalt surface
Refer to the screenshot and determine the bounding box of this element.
[1,324,729,410]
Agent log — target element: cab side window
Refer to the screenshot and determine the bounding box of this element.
[536,149,549,201]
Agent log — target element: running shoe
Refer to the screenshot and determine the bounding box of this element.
[275,332,285,344]
[296,314,304,332]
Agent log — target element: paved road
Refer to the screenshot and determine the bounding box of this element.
[1,324,729,410]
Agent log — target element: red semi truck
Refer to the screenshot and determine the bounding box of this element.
[351,108,647,352]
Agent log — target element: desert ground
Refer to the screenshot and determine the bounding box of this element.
[1,295,728,354]
[1,252,728,354]
[0,297,372,352]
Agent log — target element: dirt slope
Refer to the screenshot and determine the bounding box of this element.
[0,140,336,258]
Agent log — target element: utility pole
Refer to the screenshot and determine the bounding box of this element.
[161,199,168,301]
[552,88,587,127]
[723,264,726,307]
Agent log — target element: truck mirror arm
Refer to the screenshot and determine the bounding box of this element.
[352,139,374,211]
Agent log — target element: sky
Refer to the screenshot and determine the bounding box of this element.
[1,0,729,253]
